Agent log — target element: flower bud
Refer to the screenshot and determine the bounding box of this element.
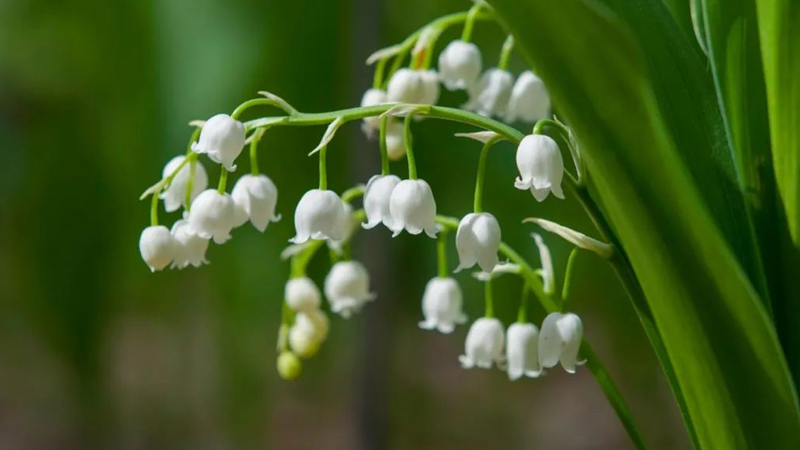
[277,351,302,381]
[289,309,330,358]
[419,277,467,334]
[170,219,209,269]
[438,40,482,91]
[160,156,208,213]
[191,114,246,171]
[139,225,177,272]
[539,312,584,373]
[514,134,565,202]
[465,68,514,117]
[324,261,376,318]
[459,317,505,369]
[389,179,438,238]
[187,189,237,244]
[285,277,322,312]
[385,120,407,160]
[506,71,550,123]
[506,322,542,380]
[419,70,441,105]
[231,174,280,232]
[290,189,348,244]
[386,69,440,105]
[360,88,388,138]
[363,174,401,230]
[455,212,501,273]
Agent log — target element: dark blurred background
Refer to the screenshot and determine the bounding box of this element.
[0,0,690,449]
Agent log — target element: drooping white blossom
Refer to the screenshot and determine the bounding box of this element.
[289,309,330,358]
[328,200,357,254]
[438,40,482,91]
[514,134,565,202]
[290,189,348,244]
[539,312,584,373]
[419,70,441,105]
[363,174,401,230]
[231,174,280,232]
[459,317,506,369]
[506,322,542,380]
[139,225,178,272]
[418,277,467,334]
[389,179,438,238]
[191,114,246,171]
[455,212,501,273]
[360,88,388,138]
[160,156,208,213]
[170,219,209,269]
[385,119,407,160]
[285,277,322,312]
[506,71,551,123]
[324,260,376,318]
[465,68,514,117]
[187,189,237,244]
[386,68,440,105]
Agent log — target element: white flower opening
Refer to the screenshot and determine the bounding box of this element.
[515,134,565,202]
[506,71,551,123]
[324,261,376,318]
[170,219,209,269]
[389,179,438,238]
[191,114,246,171]
[362,174,401,230]
[438,40,482,91]
[139,225,177,272]
[539,312,584,373]
[231,174,281,232]
[465,68,514,117]
[418,277,467,334]
[285,277,322,312]
[455,212,501,273]
[506,322,542,380]
[160,156,208,213]
[187,189,238,244]
[459,317,506,369]
[290,189,348,244]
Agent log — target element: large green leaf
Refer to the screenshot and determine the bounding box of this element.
[487,0,800,449]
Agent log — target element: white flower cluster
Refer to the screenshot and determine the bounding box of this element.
[138,114,280,272]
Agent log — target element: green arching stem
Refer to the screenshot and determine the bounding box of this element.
[421,29,443,70]
[484,278,495,318]
[318,145,328,190]
[379,116,390,176]
[403,114,417,179]
[150,191,159,227]
[498,35,515,71]
[250,128,266,176]
[437,230,449,278]
[561,247,581,312]
[461,3,484,42]
[517,281,530,323]
[184,158,196,212]
[217,168,228,193]
[473,136,501,213]
[373,58,387,90]
[231,97,296,120]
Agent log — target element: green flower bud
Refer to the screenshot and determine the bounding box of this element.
[277,351,302,381]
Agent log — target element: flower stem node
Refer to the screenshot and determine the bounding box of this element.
[514,134,565,202]
[419,277,467,334]
[360,88,388,138]
[139,225,178,272]
[231,174,281,232]
[285,277,322,312]
[324,261,376,318]
[170,219,209,269]
[455,212,501,273]
[389,179,438,238]
[289,309,330,358]
[438,40,482,91]
[506,71,551,123]
[161,156,208,212]
[506,322,542,380]
[464,68,513,117]
[459,317,506,369]
[290,189,348,244]
[539,312,585,373]
[363,174,401,231]
[277,351,303,381]
[187,189,238,244]
[386,68,440,105]
[191,114,246,172]
[385,120,407,160]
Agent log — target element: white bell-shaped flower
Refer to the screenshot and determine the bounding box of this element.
[465,68,514,117]
[514,134,565,202]
[285,277,322,312]
[328,201,358,255]
[160,156,208,213]
[385,120,406,160]
[324,260,376,318]
[438,40,482,91]
[139,225,177,272]
[191,114,246,171]
[360,88,387,138]
[289,309,330,358]
[290,189,348,244]
[459,317,505,369]
[170,219,209,269]
[539,312,584,373]
[506,71,551,123]
[363,174,401,230]
[418,277,467,333]
[389,179,438,238]
[187,189,237,244]
[455,212,501,273]
[386,69,440,105]
[506,322,542,380]
[230,174,280,232]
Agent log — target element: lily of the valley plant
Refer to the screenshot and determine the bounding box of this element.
[137,1,800,450]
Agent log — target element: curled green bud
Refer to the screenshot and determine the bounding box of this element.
[277,351,302,381]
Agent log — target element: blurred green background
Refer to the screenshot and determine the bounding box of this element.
[0,0,690,449]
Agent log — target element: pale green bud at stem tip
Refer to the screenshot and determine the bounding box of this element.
[277,351,303,381]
